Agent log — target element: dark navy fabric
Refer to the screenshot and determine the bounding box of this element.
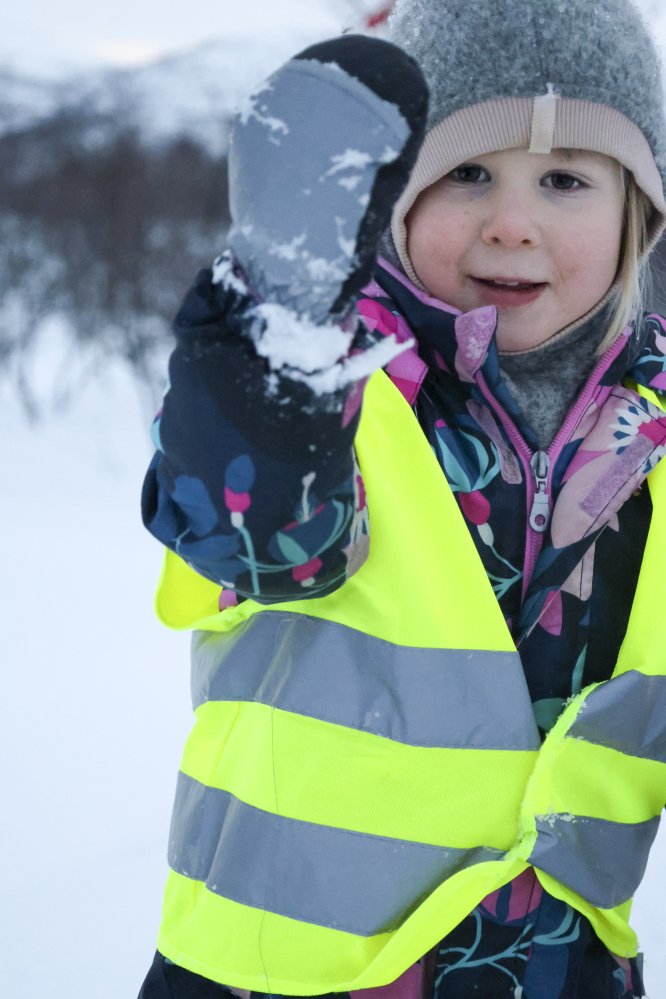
[433,872,645,998]
[138,953,347,999]
[138,935,645,999]
[138,952,238,999]
[141,266,372,603]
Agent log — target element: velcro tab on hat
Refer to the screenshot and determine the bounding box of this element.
[530,84,559,154]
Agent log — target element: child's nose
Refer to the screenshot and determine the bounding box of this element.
[480,197,541,249]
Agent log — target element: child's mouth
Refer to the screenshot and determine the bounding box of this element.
[471,277,547,307]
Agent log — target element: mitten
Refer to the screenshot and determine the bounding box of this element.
[227,34,428,324]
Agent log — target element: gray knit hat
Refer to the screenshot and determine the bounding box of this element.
[388,0,666,286]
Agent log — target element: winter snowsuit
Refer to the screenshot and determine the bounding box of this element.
[141,256,666,999]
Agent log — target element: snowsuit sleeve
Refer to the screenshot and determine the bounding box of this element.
[141,263,373,603]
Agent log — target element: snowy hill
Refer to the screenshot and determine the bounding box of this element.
[0,68,71,134]
[50,24,349,155]
[0,32,291,153]
[0,19,350,152]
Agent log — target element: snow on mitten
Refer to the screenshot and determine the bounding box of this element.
[227,34,428,324]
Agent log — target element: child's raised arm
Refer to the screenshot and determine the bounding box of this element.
[141,36,428,603]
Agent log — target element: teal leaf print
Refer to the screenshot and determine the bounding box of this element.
[571,644,587,697]
[533,698,565,733]
[275,532,309,564]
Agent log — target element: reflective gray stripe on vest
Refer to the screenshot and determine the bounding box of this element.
[568,671,666,763]
[191,612,540,751]
[529,813,661,908]
[170,771,504,936]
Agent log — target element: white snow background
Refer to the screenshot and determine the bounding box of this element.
[3,1,666,996]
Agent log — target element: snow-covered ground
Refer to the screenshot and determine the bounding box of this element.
[1,333,191,997]
[1,321,665,998]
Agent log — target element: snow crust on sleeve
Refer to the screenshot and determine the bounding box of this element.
[251,301,413,392]
[212,252,413,393]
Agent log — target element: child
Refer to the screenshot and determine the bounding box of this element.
[139,1,666,997]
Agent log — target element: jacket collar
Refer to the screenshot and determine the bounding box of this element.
[367,257,666,403]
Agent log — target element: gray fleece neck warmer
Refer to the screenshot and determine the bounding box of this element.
[499,302,614,449]
[388,0,666,282]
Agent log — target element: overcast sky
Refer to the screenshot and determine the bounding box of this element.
[0,0,359,77]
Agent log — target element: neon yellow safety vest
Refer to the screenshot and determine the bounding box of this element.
[154,370,666,994]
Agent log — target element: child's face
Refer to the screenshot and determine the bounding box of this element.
[406,148,625,351]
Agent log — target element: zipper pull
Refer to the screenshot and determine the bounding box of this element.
[529,450,551,533]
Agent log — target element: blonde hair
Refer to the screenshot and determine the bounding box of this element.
[598,168,653,352]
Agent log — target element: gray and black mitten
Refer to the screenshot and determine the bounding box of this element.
[227,34,429,324]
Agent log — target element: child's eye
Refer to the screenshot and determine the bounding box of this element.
[447,164,490,184]
[542,172,585,192]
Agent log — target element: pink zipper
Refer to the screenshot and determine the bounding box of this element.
[476,332,628,601]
